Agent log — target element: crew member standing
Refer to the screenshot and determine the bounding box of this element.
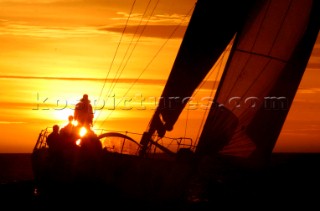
[74,94,94,129]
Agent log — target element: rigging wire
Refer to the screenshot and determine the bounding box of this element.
[96,0,137,114]
[194,42,233,145]
[104,0,155,104]
[94,0,157,125]
[183,106,189,140]
[183,41,233,141]
[99,5,196,129]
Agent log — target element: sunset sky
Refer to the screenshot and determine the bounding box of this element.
[0,0,319,153]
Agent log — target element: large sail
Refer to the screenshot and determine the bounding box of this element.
[196,0,320,165]
[140,0,257,151]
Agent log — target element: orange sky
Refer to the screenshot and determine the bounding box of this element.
[0,0,319,153]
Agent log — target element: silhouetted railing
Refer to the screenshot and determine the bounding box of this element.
[33,127,195,157]
[33,127,51,152]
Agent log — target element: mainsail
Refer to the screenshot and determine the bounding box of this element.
[141,0,320,165]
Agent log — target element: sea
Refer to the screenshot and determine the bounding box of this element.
[0,153,319,210]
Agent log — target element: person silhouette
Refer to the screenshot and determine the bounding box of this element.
[46,124,63,163]
[74,94,94,129]
[47,125,61,151]
[61,115,74,134]
[60,115,78,149]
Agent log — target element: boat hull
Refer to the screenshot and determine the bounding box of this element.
[31,148,195,203]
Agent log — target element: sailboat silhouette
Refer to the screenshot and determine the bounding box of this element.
[31,0,320,205]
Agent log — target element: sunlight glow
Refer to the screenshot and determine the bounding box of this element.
[53,109,74,122]
[79,127,87,137]
[76,127,87,146]
[76,139,81,146]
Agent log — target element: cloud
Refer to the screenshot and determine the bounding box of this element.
[0,75,166,84]
[100,10,192,39]
[0,121,26,124]
[100,24,187,39]
[297,88,320,94]
[281,125,320,135]
[0,21,104,38]
[307,63,320,69]
[0,75,221,91]
[0,15,189,39]
[0,0,59,3]
[113,12,191,24]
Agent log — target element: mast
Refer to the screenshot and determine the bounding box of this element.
[139,0,257,155]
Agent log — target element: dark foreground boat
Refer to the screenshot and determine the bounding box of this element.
[31,0,320,207]
[32,128,196,204]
